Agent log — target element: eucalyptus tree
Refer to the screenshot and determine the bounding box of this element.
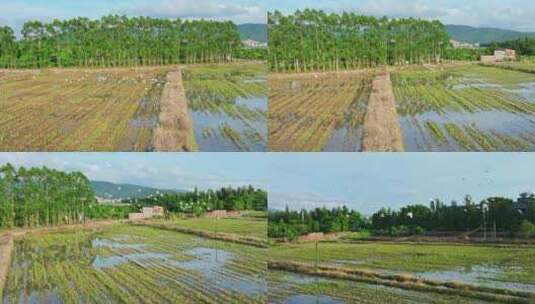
[268,10,451,72]
[0,15,244,68]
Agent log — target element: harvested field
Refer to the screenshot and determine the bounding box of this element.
[269,71,373,151]
[183,63,268,151]
[2,224,267,303]
[393,64,535,151]
[0,67,177,151]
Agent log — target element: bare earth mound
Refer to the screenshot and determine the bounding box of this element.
[154,70,197,151]
[362,72,404,152]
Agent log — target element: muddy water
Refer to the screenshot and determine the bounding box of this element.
[188,81,268,152]
[398,73,535,152]
[3,228,266,303]
[415,265,535,293]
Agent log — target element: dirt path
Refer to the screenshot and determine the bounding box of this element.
[154,69,197,151]
[0,233,13,298]
[361,72,404,152]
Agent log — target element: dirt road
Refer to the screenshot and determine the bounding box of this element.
[0,234,13,298]
[154,70,197,151]
[362,72,404,152]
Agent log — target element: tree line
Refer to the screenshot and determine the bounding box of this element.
[0,163,94,228]
[269,193,535,240]
[0,15,245,69]
[123,185,267,215]
[268,9,451,72]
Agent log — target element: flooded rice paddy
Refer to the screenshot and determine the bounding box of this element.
[268,270,481,304]
[269,73,372,152]
[2,224,266,303]
[183,64,268,152]
[393,65,535,151]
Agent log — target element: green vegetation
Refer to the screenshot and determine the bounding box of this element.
[269,270,482,304]
[0,164,94,228]
[269,207,366,240]
[392,64,535,152]
[269,72,372,151]
[183,63,267,152]
[124,185,267,214]
[0,16,242,68]
[269,193,535,240]
[269,10,451,72]
[3,224,266,303]
[269,242,535,288]
[152,214,267,239]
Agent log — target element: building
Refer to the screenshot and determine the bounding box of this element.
[481,49,517,63]
[242,39,267,48]
[128,205,165,220]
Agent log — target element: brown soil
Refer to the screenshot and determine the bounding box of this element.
[0,233,13,298]
[362,72,404,152]
[154,70,197,151]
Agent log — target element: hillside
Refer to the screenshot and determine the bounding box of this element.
[447,25,535,44]
[91,181,183,200]
[238,23,267,43]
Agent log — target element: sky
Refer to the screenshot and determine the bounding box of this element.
[2,1,535,33]
[265,0,535,32]
[1,153,534,215]
[0,0,266,35]
[266,153,535,215]
[0,153,269,191]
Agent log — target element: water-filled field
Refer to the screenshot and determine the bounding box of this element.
[393,64,535,151]
[268,270,480,304]
[183,63,268,151]
[269,241,535,303]
[2,225,266,303]
[269,72,373,152]
[0,68,174,151]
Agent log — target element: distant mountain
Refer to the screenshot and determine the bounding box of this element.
[91,181,183,200]
[238,23,267,43]
[447,25,535,44]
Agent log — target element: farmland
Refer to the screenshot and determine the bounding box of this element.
[393,64,535,151]
[1,223,267,303]
[0,62,267,152]
[147,213,267,240]
[183,63,268,151]
[268,241,535,303]
[268,71,373,151]
[269,63,535,152]
[0,67,176,151]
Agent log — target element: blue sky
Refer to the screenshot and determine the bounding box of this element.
[0,0,265,34]
[1,153,534,215]
[267,153,535,215]
[2,1,535,32]
[0,153,269,191]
